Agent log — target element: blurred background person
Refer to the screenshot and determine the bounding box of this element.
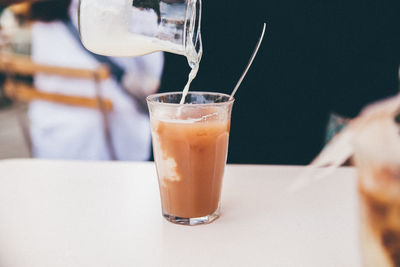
[26,0,163,160]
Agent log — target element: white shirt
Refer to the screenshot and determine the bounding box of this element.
[29,12,163,160]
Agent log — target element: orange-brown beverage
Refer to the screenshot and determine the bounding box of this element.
[358,167,400,267]
[147,92,234,225]
[353,110,400,267]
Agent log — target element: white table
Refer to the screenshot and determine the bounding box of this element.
[0,159,361,267]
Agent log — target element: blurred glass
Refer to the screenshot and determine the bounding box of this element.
[355,111,400,267]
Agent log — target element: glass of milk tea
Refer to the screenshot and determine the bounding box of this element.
[147,92,234,225]
[353,110,400,266]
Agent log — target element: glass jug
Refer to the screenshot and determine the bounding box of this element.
[78,0,202,59]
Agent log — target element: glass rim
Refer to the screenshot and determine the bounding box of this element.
[146,91,235,107]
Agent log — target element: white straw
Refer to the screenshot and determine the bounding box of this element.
[230,23,267,100]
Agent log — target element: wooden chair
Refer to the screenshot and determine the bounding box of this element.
[0,51,117,159]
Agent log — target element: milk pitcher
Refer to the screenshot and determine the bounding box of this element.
[78,0,202,58]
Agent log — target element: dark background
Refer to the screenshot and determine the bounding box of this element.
[159,0,400,165]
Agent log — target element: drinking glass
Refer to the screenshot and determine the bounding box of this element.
[355,115,400,267]
[147,92,234,225]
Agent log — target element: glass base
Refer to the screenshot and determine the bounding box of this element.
[162,211,220,226]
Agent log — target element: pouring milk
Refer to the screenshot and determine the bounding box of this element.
[78,0,202,103]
